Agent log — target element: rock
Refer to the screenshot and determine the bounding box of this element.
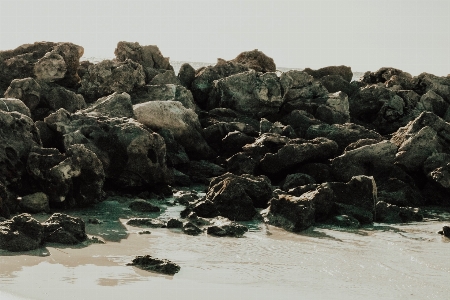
[333,203,374,224]
[206,216,248,237]
[129,199,160,212]
[306,123,383,154]
[78,59,146,102]
[231,49,276,73]
[417,90,448,118]
[262,193,315,232]
[0,110,41,196]
[43,109,172,189]
[439,226,450,237]
[182,221,202,235]
[179,160,225,184]
[375,201,423,223]
[34,52,67,82]
[280,110,323,138]
[344,138,381,151]
[126,218,165,228]
[296,163,332,184]
[166,218,183,229]
[0,98,32,117]
[208,70,283,117]
[173,169,192,186]
[331,141,397,182]
[314,91,351,125]
[177,63,195,88]
[413,72,450,102]
[360,67,414,90]
[157,128,189,167]
[319,75,359,96]
[127,255,180,275]
[208,173,273,208]
[303,66,353,82]
[42,213,87,244]
[27,144,105,207]
[134,100,213,159]
[242,132,290,157]
[203,121,258,152]
[192,200,219,218]
[3,78,41,111]
[0,213,43,251]
[226,152,258,175]
[281,173,316,191]
[259,137,338,175]
[114,41,173,71]
[149,70,181,85]
[260,118,296,138]
[80,92,134,118]
[191,59,249,108]
[39,83,86,115]
[0,182,10,219]
[131,84,198,112]
[20,192,49,213]
[221,131,256,155]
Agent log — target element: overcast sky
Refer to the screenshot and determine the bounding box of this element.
[0,0,449,75]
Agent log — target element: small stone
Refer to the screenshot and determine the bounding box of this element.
[138,230,151,235]
[166,219,183,229]
[127,255,180,275]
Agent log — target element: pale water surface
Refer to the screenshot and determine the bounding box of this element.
[0,195,449,300]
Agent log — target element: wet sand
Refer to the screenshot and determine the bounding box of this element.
[1,198,449,300]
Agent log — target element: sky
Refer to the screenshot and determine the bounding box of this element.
[0,0,449,76]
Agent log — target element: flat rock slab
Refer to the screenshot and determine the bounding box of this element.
[127,255,180,275]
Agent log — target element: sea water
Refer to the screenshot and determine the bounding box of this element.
[0,194,449,300]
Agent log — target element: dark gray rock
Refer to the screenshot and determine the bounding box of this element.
[42,213,87,244]
[178,63,195,88]
[182,221,202,235]
[304,66,353,82]
[0,213,43,251]
[80,92,134,118]
[126,218,166,228]
[129,199,160,212]
[127,255,180,275]
[166,218,183,229]
[206,217,248,237]
[375,201,423,223]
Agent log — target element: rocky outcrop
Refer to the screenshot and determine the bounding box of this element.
[43,109,172,189]
[0,213,44,251]
[360,67,414,90]
[127,255,180,275]
[134,100,213,159]
[303,66,353,82]
[319,75,359,96]
[78,59,146,102]
[231,49,276,73]
[208,70,283,117]
[42,213,87,244]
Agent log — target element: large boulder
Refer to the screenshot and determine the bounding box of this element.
[78,59,146,102]
[19,192,50,213]
[27,144,105,207]
[280,70,328,104]
[0,98,32,117]
[319,75,359,96]
[43,109,172,189]
[39,83,86,115]
[413,72,450,102]
[80,92,135,118]
[134,100,213,159]
[360,67,414,90]
[208,70,283,117]
[0,213,44,251]
[3,78,41,111]
[303,66,353,82]
[42,213,87,244]
[314,91,351,125]
[114,41,173,71]
[191,59,249,108]
[230,49,276,73]
[177,63,196,88]
[259,137,338,175]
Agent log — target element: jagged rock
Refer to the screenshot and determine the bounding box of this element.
[280,71,329,106]
[262,193,315,232]
[242,133,289,157]
[129,199,160,212]
[34,52,67,82]
[331,141,397,182]
[375,201,423,223]
[179,160,225,184]
[191,59,249,108]
[206,216,248,237]
[192,199,219,218]
[417,90,448,118]
[131,84,198,112]
[43,109,172,189]
[221,131,256,155]
[0,110,41,198]
[303,66,353,82]
[42,213,87,244]
[78,59,146,102]
[0,214,44,251]
[281,173,316,191]
[306,123,383,153]
[260,118,296,138]
[177,63,195,88]
[231,49,276,73]
[80,92,134,118]
[423,153,450,189]
[78,61,93,78]
[157,128,189,167]
[259,137,338,175]
[39,83,86,115]
[4,78,41,111]
[20,192,49,213]
[280,110,323,138]
[377,177,423,207]
[126,218,165,228]
[413,72,450,102]
[297,163,332,184]
[344,138,380,151]
[134,100,213,159]
[314,91,350,124]
[360,67,413,89]
[148,70,181,85]
[226,152,258,175]
[208,70,282,117]
[114,41,173,71]
[204,121,258,152]
[0,182,10,218]
[127,255,180,275]
[28,144,104,206]
[319,75,359,96]
[182,221,202,235]
[0,98,32,117]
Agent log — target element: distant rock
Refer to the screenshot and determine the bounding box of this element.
[303,66,353,82]
[115,41,173,71]
[231,49,276,73]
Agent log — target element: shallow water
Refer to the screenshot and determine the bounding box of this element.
[0,195,449,300]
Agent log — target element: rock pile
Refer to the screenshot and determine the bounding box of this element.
[1,40,449,236]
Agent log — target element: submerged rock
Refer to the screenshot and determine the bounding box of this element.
[127,255,180,275]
